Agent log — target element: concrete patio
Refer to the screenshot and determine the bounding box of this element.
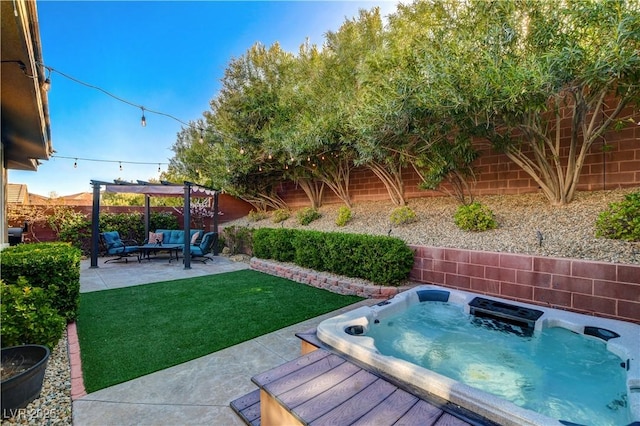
[72,256,376,425]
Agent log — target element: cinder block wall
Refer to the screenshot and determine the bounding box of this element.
[278,103,639,208]
[410,245,640,324]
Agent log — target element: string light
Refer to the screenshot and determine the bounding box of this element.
[73,158,77,168]
[158,164,161,173]
[34,62,249,147]
[239,147,245,155]
[140,107,146,127]
[52,155,170,168]
[268,152,272,160]
[119,162,123,171]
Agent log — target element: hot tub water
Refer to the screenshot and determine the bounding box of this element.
[317,285,640,426]
[367,301,630,425]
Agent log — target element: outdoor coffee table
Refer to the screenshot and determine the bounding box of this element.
[136,243,182,263]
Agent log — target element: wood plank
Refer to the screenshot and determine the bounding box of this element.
[263,354,347,396]
[294,369,378,422]
[350,388,420,426]
[278,361,362,409]
[231,388,260,410]
[394,399,445,426]
[252,349,331,387]
[310,378,399,426]
[230,389,261,425]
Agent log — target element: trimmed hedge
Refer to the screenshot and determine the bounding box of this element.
[0,242,82,321]
[1,278,66,350]
[253,228,414,286]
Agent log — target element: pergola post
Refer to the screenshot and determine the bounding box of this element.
[183,182,191,270]
[213,192,219,255]
[144,194,150,238]
[90,181,101,268]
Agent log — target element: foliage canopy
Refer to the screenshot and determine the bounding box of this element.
[168,0,639,208]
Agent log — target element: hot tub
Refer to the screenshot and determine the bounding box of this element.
[316,284,640,426]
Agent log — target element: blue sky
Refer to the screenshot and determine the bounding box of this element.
[10,0,400,197]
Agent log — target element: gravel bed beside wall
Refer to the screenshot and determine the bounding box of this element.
[223,188,640,265]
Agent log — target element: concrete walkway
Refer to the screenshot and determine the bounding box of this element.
[72,256,375,425]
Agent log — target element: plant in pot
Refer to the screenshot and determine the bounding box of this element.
[1,279,65,418]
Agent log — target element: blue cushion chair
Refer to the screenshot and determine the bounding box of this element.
[100,231,139,263]
[185,232,217,263]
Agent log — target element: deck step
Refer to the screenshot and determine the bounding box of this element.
[230,388,261,426]
[250,348,489,426]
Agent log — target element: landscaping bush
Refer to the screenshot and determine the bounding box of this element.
[0,242,82,321]
[271,208,291,224]
[253,228,414,286]
[247,210,268,222]
[335,206,352,227]
[149,211,179,233]
[595,191,640,242]
[454,202,498,232]
[221,226,253,255]
[1,278,66,350]
[294,230,326,270]
[390,206,417,225]
[252,228,296,262]
[47,206,92,253]
[100,212,144,242]
[297,207,321,225]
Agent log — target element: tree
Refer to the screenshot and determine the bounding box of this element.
[418,0,640,205]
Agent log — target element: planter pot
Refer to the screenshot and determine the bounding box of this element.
[1,345,50,418]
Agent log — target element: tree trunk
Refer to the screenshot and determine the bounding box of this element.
[367,161,406,206]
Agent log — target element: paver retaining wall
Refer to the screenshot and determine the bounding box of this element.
[251,248,640,324]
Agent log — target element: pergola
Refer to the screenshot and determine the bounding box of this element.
[89,180,219,269]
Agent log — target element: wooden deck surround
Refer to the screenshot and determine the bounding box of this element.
[230,330,494,426]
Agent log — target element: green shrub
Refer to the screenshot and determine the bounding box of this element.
[272,209,291,224]
[47,206,92,253]
[247,210,268,222]
[149,212,179,232]
[0,242,82,321]
[253,228,414,286]
[454,202,498,232]
[100,212,144,242]
[221,226,254,255]
[252,228,296,262]
[390,206,417,225]
[595,191,640,241]
[1,278,66,350]
[297,207,321,225]
[335,206,352,227]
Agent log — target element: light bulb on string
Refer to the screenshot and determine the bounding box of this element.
[73,158,77,168]
[140,107,146,127]
[119,162,123,171]
[239,146,245,155]
[268,152,272,160]
[199,129,204,144]
[158,164,161,173]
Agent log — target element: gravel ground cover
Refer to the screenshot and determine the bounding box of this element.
[5,188,637,425]
[224,188,640,265]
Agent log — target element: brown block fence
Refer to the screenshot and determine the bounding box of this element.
[410,245,640,324]
[277,105,640,208]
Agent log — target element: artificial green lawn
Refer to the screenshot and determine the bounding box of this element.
[77,269,363,392]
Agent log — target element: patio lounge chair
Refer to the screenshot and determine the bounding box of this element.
[185,231,217,263]
[100,231,139,263]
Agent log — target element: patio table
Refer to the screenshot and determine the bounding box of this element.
[136,243,182,263]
